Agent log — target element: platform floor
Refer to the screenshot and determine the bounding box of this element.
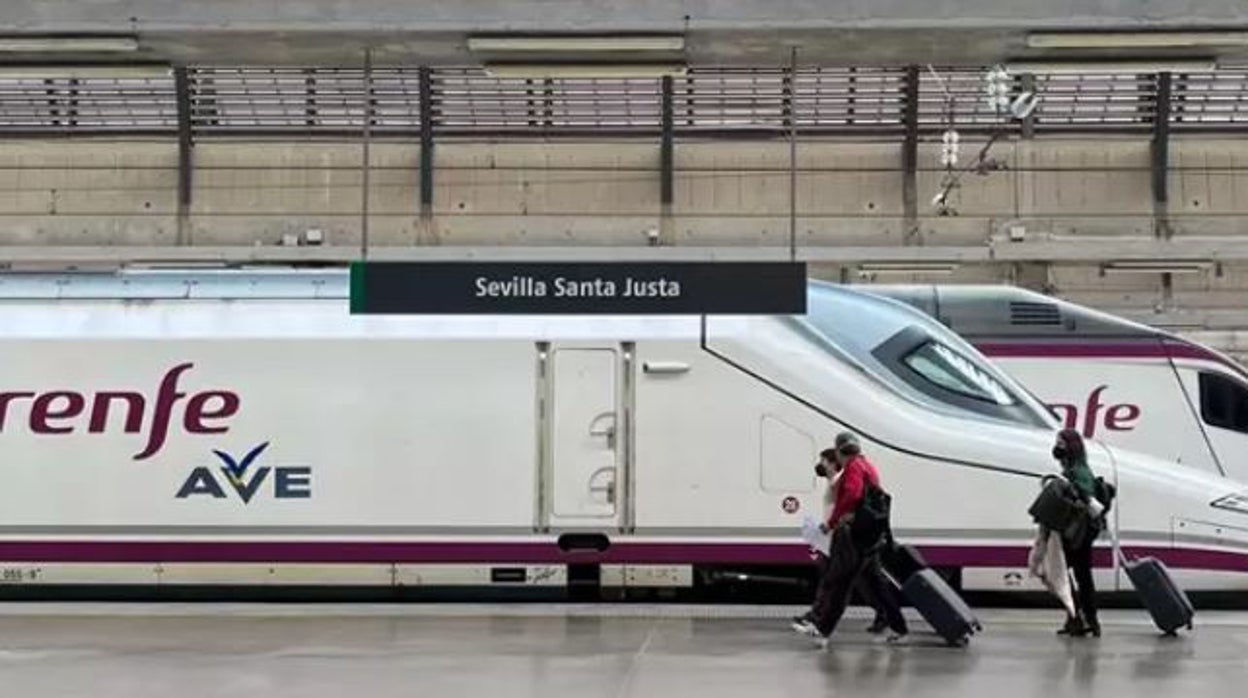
[0,603,1246,697]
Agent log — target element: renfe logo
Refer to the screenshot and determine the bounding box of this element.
[1047,385,1142,439]
[0,363,239,461]
[176,441,311,503]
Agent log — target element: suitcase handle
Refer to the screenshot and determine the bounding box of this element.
[1098,447,1131,569]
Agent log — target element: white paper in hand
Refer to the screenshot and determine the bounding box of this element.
[801,515,831,556]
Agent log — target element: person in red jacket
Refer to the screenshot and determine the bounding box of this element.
[821,438,879,534]
[792,449,890,634]
[803,432,908,646]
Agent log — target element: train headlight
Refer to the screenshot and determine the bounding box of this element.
[1211,492,1248,515]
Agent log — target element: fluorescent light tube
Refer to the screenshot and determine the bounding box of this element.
[483,63,687,79]
[857,262,960,274]
[0,36,139,53]
[469,35,684,53]
[1028,32,1248,49]
[1003,58,1218,73]
[1101,261,1212,274]
[0,65,171,80]
[1005,59,1217,74]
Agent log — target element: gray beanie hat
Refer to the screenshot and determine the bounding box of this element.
[835,431,861,455]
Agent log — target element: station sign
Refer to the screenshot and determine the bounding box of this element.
[349,261,807,315]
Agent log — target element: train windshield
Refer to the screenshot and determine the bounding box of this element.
[902,341,1015,405]
[795,281,1056,428]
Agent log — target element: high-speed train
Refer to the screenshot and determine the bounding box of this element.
[0,269,1245,599]
[864,285,1248,486]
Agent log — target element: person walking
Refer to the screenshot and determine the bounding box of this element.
[1052,428,1103,638]
[792,448,889,634]
[800,432,908,647]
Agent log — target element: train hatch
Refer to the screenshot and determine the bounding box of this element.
[545,346,622,527]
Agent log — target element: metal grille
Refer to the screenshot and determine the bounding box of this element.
[0,66,1245,138]
[1009,301,1062,326]
[0,74,177,134]
[796,67,906,131]
[190,68,373,135]
[673,67,907,134]
[919,67,1013,131]
[674,68,789,132]
[1030,72,1156,131]
[433,67,662,134]
[1174,70,1248,130]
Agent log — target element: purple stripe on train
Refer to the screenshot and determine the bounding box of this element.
[975,340,1228,367]
[0,540,1245,572]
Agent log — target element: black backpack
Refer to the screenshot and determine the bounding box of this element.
[851,481,893,551]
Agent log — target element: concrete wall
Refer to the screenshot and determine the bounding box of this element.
[3,133,1248,351]
[5,1,1247,67]
[2,136,1245,248]
[10,0,1246,29]
[0,140,179,246]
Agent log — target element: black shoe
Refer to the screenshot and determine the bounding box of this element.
[1086,622,1101,638]
[1057,616,1086,636]
[867,617,888,634]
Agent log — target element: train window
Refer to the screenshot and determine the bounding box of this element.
[867,324,1050,427]
[902,341,1016,406]
[1199,372,1248,434]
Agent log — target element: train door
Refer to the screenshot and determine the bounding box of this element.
[539,343,630,531]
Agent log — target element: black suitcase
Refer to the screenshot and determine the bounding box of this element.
[901,568,982,646]
[1121,553,1195,636]
[882,543,928,584]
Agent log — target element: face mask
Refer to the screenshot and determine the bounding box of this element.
[1052,445,1068,461]
[815,464,828,478]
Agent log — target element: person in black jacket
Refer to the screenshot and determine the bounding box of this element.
[799,434,908,646]
[1052,428,1104,638]
[792,448,889,634]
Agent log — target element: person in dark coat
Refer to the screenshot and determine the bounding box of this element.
[801,432,908,647]
[1052,428,1103,638]
[792,448,889,634]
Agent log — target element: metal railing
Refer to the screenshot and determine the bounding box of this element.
[0,66,1245,138]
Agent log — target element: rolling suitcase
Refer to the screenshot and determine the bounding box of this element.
[901,568,983,646]
[882,543,928,584]
[1120,552,1195,636]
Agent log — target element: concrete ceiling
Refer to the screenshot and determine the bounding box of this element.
[1,0,1248,67]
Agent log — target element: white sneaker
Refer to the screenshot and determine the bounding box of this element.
[790,619,819,637]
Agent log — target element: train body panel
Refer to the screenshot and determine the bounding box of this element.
[0,271,1245,596]
[0,338,546,530]
[863,284,1248,483]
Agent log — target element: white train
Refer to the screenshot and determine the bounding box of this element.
[0,269,1245,598]
[864,285,1248,485]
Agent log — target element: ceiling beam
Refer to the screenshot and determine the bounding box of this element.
[5,238,1248,267]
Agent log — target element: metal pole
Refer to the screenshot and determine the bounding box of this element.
[361,48,373,260]
[173,67,193,246]
[660,75,673,208]
[419,66,433,212]
[788,46,797,263]
[1152,71,1173,239]
[901,65,919,243]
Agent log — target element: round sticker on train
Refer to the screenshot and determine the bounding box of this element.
[782,496,800,514]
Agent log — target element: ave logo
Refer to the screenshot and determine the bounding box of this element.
[175,441,311,503]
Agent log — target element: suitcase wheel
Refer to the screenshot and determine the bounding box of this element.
[973,622,984,633]
[946,635,970,648]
